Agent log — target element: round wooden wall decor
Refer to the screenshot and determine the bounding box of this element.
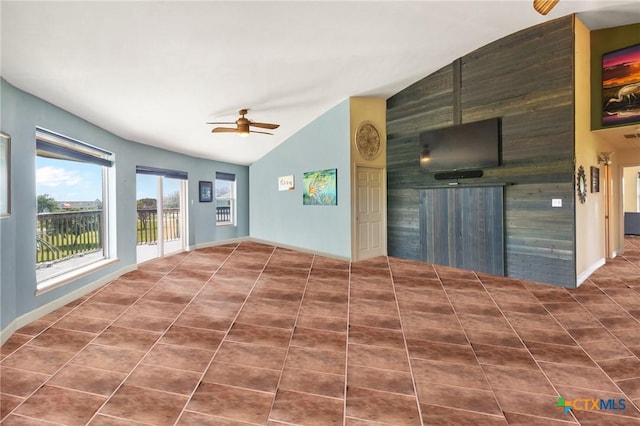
[355,122,381,161]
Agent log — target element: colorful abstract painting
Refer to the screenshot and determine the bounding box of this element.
[303,168,337,205]
[602,43,640,126]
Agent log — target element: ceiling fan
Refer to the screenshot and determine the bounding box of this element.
[533,0,559,15]
[207,109,279,137]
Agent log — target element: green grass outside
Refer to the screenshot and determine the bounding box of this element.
[37,219,179,263]
[136,218,180,242]
[37,230,101,263]
[137,217,159,243]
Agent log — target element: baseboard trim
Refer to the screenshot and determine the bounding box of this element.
[195,237,350,262]
[0,263,137,346]
[248,237,351,262]
[577,257,606,287]
[193,237,250,250]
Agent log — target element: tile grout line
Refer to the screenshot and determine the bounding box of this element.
[342,258,352,426]
[1,412,67,425]
[92,412,154,425]
[552,275,640,386]
[470,272,585,424]
[385,257,427,426]
[429,269,516,422]
[551,279,640,415]
[3,238,640,424]
[263,251,319,425]
[172,242,280,425]
[481,269,640,421]
[2,260,187,423]
[79,249,230,425]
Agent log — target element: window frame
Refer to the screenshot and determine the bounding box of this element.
[35,128,117,294]
[215,172,236,226]
[0,132,11,218]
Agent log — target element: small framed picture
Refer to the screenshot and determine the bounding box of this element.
[278,175,295,191]
[199,181,213,202]
[303,168,337,205]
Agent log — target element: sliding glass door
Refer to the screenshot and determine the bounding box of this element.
[136,167,187,263]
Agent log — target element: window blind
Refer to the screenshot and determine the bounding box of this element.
[216,172,236,181]
[136,165,188,180]
[36,127,113,167]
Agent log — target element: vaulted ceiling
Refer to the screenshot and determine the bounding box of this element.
[2,1,639,165]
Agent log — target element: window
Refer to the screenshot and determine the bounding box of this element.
[216,172,235,225]
[135,165,188,263]
[0,132,10,217]
[35,128,114,289]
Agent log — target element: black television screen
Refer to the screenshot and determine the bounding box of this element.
[419,118,501,173]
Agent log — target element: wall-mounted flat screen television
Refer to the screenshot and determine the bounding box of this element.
[419,118,501,173]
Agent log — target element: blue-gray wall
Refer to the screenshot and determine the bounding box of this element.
[0,79,249,331]
[249,100,352,258]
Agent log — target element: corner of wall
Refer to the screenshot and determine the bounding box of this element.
[575,17,606,284]
[586,22,640,263]
[0,79,252,343]
[348,97,388,260]
[249,100,352,258]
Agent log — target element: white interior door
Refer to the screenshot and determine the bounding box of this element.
[356,166,386,259]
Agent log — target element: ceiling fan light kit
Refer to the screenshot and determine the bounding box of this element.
[208,109,279,137]
[533,0,559,15]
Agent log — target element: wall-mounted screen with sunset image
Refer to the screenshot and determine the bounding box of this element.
[602,43,640,126]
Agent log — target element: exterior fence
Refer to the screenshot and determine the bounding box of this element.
[137,208,181,244]
[37,206,227,266]
[216,206,231,223]
[36,210,103,264]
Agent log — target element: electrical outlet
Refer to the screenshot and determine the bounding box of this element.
[552,199,562,208]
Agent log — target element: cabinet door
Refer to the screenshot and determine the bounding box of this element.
[420,186,504,275]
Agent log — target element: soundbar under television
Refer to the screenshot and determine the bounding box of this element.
[419,118,501,173]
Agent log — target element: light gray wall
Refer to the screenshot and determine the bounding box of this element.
[187,162,249,245]
[249,100,352,258]
[0,79,248,331]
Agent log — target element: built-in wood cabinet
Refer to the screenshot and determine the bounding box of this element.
[420,186,504,276]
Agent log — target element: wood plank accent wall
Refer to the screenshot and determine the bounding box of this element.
[420,186,504,275]
[387,16,576,286]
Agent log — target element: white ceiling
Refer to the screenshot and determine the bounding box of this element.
[2,1,639,165]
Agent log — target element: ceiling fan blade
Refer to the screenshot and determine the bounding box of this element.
[249,122,280,130]
[533,0,559,15]
[209,109,278,135]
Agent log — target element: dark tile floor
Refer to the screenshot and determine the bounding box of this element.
[1,237,640,425]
